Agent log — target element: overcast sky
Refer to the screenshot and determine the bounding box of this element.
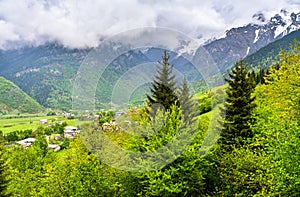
[0,0,300,49]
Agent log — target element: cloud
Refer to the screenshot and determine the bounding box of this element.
[0,0,299,49]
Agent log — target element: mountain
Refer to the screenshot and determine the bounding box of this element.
[0,43,89,110]
[244,28,300,69]
[0,43,197,110]
[0,76,43,114]
[204,9,300,71]
[1,10,300,110]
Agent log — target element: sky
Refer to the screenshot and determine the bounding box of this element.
[0,0,300,49]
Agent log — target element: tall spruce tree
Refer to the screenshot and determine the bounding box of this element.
[178,77,197,124]
[218,60,256,151]
[146,50,179,113]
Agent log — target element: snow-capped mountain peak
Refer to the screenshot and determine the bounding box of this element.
[252,12,267,24]
[204,9,300,71]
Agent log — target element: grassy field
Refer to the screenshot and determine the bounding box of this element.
[0,115,92,134]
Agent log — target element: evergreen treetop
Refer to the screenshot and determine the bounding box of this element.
[146,50,179,113]
[178,77,197,124]
[218,60,257,151]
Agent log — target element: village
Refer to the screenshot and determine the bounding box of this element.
[2,110,129,152]
[15,125,80,152]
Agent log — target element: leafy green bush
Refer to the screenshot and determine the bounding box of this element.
[199,95,212,115]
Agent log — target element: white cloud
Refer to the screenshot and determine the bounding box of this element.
[0,0,299,49]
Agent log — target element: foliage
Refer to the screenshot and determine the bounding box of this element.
[250,42,300,196]
[0,145,9,197]
[178,77,198,124]
[1,47,300,196]
[146,50,179,113]
[98,110,115,126]
[0,76,43,114]
[60,137,71,150]
[204,146,267,196]
[198,95,212,115]
[204,41,300,197]
[131,104,206,197]
[218,60,257,151]
[3,129,32,142]
[194,86,225,115]
[263,41,300,121]
[245,30,300,69]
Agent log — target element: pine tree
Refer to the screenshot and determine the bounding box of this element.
[178,77,197,124]
[258,68,266,84]
[218,60,257,151]
[146,50,179,114]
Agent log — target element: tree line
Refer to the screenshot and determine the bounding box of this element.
[0,44,299,196]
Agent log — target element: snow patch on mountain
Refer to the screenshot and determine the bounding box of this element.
[273,11,293,38]
[204,9,300,72]
[176,40,200,57]
[254,30,260,43]
[289,24,299,31]
[274,24,288,38]
[246,47,250,56]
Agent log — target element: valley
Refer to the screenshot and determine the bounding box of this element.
[0,114,91,134]
[1,10,300,111]
[0,7,299,197]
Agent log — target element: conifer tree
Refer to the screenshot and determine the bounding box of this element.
[178,77,197,124]
[218,60,256,151]
[146,50,179,113]
[256,68,266,84]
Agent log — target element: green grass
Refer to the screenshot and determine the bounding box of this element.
[193,84,227,99]
[0,115,92,134]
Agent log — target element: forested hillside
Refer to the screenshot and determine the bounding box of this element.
[0,45,197,110]
[245,29,300,70]
[0,76,43,114]
[0,44,299,196]
[0,44,88,110]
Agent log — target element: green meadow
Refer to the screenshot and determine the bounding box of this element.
[0,115,91,134]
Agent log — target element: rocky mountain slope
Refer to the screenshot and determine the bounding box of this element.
[245,28,300,69]
[204,9,300,71]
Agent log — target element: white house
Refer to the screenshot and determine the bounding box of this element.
[39,119,48,125]
[48,144,61,152]
[64,126,80,138]
[16,138,36,147]
[115,111,125,118]
[16,138,60,151]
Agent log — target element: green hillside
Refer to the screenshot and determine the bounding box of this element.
[0,76,43,114]
[0,44,201,110]
[245,29,300,69]
[0,44,151,110]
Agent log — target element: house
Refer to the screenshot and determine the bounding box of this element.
[64,126,80,138]
[39,119,48,124]
[54,134,64,141]
[48,144,61,152]
[16,138,36,147]
[16,138,60,151]
[64,112,75,119]
[102,119,121,132]
[115,111,125,118]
